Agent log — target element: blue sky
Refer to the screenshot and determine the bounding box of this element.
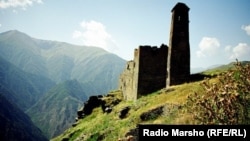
[0,0,250,70]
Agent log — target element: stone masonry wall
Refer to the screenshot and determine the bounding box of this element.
[119,44,168,101]
[137,44,168,97]
[119,48,139,100]
[167,2,190,86]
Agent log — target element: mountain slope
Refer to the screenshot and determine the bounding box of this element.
[0,30,126,96]
[0,30,48,77]
[0,30,126,139]
[0,94,48,141]
[202,60,250,75]
[26,80,88,139]
[51,61,250,141]
[0,56,55,111]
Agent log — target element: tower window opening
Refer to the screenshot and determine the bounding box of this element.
[178,16,181,21]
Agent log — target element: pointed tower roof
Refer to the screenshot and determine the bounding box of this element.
[171,2,189,12]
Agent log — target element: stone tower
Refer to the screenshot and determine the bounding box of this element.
[119,2,191,101]
[166,2,190,87]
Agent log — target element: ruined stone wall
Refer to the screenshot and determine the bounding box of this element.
[137,44,168,97]
[119,49,139,100]
[119,44,168,101]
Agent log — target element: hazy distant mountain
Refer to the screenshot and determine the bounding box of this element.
[206,64,223,70]
[0,56,55,111]
[26,80,88,138]
[0,30,126,96]
[0,94,48,141]
[202,61,250,74]
[191,67,206,74]
[191,64,230,74]
[0,30,126,139]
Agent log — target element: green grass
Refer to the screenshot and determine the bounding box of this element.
[51,78,208,141]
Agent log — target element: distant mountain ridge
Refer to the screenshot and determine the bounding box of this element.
[0,30,126,139]
[0,30,126,95]
[0,56,55,111]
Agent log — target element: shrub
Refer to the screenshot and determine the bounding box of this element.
[186,60,250,124]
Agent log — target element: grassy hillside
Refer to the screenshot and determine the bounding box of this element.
[51,81,205,141]
[51,61,250,141]
[201,60,250,75]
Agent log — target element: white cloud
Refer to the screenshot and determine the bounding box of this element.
[228,43,250,60]
[241,24,250,36]
[224,45,231,53]
[72,30,82,39]
[72,20,118,53]
[196,37,220,58]
[0,23,1,27]
[0,0,43,9]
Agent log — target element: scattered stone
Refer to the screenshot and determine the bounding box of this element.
[75,92,123,123]
[83,95,103,115]
[61,137,69,141]
[104,107,112,113]
[72,122,77,127]
[76,95,103,120]
[124,127,139,141]
[140,106,164,121]
[101,92,122,113]
[119,106,130,119]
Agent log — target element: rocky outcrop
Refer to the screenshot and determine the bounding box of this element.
[101,92,122,113]
[140,106,164,121]
[77,95,103,120]
[119,106,131,119]
[75,91,123,124]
